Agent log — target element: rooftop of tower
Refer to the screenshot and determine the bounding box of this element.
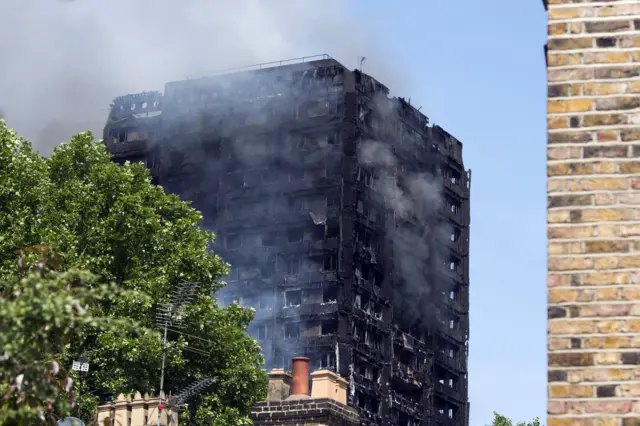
[107,54,468,161]
[184,53,344,80]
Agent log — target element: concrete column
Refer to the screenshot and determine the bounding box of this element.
[113,394,130,426]
[130,391,147,426]
[97,402,114,426]
[147,392,168,425]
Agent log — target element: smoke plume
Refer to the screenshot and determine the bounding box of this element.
[358,137,448,332]
[0,0,405,154]
[0,0,448,368]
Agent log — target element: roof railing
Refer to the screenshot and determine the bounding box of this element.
[184,54,335,79]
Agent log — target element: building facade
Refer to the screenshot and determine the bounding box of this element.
[103,55,471,426]
[546,1,640,425]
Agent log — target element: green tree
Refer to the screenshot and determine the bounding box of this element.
[0,260,144,426]
[0,120,267,424]
[488,412,542,426]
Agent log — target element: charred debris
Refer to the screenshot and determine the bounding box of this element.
[103,54,471,426]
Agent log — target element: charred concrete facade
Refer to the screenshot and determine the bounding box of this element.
[103,55,471,426]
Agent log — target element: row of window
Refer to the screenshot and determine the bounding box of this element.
[116,99,160,112]
[393,217,464,250]
[442,166,462,186]
[353,391,380,417]
[222,244,460,282]
[225,224,339,250]
[445,198,462,216]
[227,166,339,189]
[356,198,382,223]
[356,167,376,188]
[180,98,341,127]
[448,257,462,274]
[354,293,383,320]
[355,228,381,254]
[356,188,463,226]
[224,194,337,219]
[390,411,420,426]
[250,320,337,340]
[356,163,465,213]
[188,131,339,164]
[107,128,154,144]
[357,362,380,382]
[221,286,337,310]
[284,320,337,339]
[167,73,339,103]
[353,323,383,350]
[434,306,462,329]
[438,339,460,363]
[354,263,383,287]
[224,255,338,281]
[306,64,344,82]
[223,235,460,279]
[284,287,337,307]
[435,405,458,421]
[277,352,336,371]
[435,365,460,392]
[356,105,428,145]
[437,316,460,333]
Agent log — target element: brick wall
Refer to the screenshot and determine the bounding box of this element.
[547,0,640,424]
[251,398,360,425]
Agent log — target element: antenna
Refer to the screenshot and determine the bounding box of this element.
[358,56,367,73]
[166,377,217,412]
[154,281,199,426]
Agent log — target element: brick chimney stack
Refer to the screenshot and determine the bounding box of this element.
[267,369,292,401]
[251,357,360,425]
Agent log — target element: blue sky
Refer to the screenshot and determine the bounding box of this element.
[349,1,549,424]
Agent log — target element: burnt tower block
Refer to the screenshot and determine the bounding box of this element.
[104,55,471,426]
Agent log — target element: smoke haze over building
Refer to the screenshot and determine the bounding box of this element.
[0,0,406,153]
[1,2,472,423]
[102,57,471,424]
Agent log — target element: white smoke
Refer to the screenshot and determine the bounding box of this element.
[357,139,448,330]
[0,0,406,153]
[0,0,446,366]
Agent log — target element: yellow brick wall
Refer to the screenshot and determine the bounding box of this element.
[547,0,640,424]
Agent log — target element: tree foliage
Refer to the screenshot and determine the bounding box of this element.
[488,412,542,426]
[0,120,267,424]
[0,264,142,426]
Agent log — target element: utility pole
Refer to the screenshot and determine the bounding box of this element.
[157,307,170,426]
[155,281,199,426]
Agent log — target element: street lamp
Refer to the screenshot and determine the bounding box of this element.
[71,354,90,424]
[71,354,89,374]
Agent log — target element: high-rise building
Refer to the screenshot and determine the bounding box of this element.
[103,55,471,426]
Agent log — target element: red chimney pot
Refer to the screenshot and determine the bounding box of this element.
[291,356,310,396]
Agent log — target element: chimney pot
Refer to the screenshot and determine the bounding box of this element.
[291,356,310,397]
